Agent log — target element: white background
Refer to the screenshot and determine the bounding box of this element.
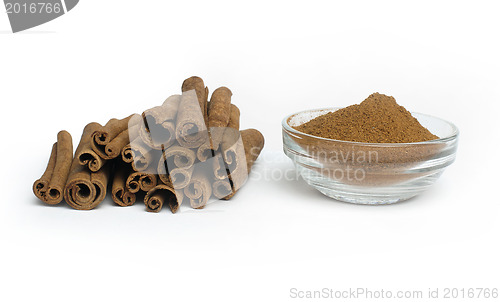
[1,1,499,301]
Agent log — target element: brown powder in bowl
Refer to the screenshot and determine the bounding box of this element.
[294,93,438,143]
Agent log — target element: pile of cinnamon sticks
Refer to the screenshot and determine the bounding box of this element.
[33,76,265,212]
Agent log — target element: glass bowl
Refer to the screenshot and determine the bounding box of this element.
[282,108,459,204]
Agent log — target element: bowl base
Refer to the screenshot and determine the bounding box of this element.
[314,187,417,205]
[297,165,443,205]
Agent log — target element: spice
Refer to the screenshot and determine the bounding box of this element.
[34,76,265,212]
[181,76,209,125]
[76,122,105,172]
[184,167,213,209]
[33,130,73,205]
[207,86,233,150]
[175,89,209,148]
[144,184,184,213]
[140,94,181,150]
[126,171,157,193]
[213,128,265,200]
[111,163,136,207]
[91,114,135,159]
[295,93,438,143]
[64,123,110,210]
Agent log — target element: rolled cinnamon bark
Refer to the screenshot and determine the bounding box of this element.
[139,173,157,192]
[128,137,159,172]
[220,129,265,200]
[121,115,143,163]
[181,76,208,125]
[125,172,141,194]
[212,178,233,200]
[184,169,212,209]
[158,171,171,186]
[227,104,240,130]
[105,114,141,160]
[158,145,196,186]
[33,130,73,205]
[240,129,265,172]
[121,143,134,163]
[197,89,234,161]
[64,163,110,210]
[220,104,241,152]
[126,171,158,193]
[213,153,229,180]
[65,124,111,210]
[144,184,184,213]
[111,164,136,207]
[91,114,135,159]
[208,87,232,149]
[175,90,209,148]
[160,145,196,169]
[34,143,57,201]
[170,166,194,189]
[196,142,214,162]
[76,122,105,172]
[212,104,241,180]
[140,95,181,150]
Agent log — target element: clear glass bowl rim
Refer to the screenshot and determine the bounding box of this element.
[282,107,459,146]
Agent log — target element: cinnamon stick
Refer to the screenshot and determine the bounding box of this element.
[140,95,181,150]
[144,184,184,213]
[111,163,136,207]
[170,166,194,189]
[34,143,56,201]
[212,153,229,180]
[227,104,240,130]
[212,104,241,180]
[160,145,196,168]
[184,168,212,209]
[208,87,232,148]
[181,76,208,125]
[139,173,157,192]
[220,104,241,153]
[125,172,141,193]
[220,129,264,200]
[128,137,159,172]
[104,114,141,160]
[64,123,110,210]
[126,171,158,193]
[197,88,234,161]
[212,178,233,200]
[91,114,134,159]
[175,90,209,148]
[76,122,104,172]
[33,130,73,205]
[196,142,214,162]
[121,115,142,163]
[157,145,195,185]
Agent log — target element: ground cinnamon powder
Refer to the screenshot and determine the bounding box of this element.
[294,93,438,143]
